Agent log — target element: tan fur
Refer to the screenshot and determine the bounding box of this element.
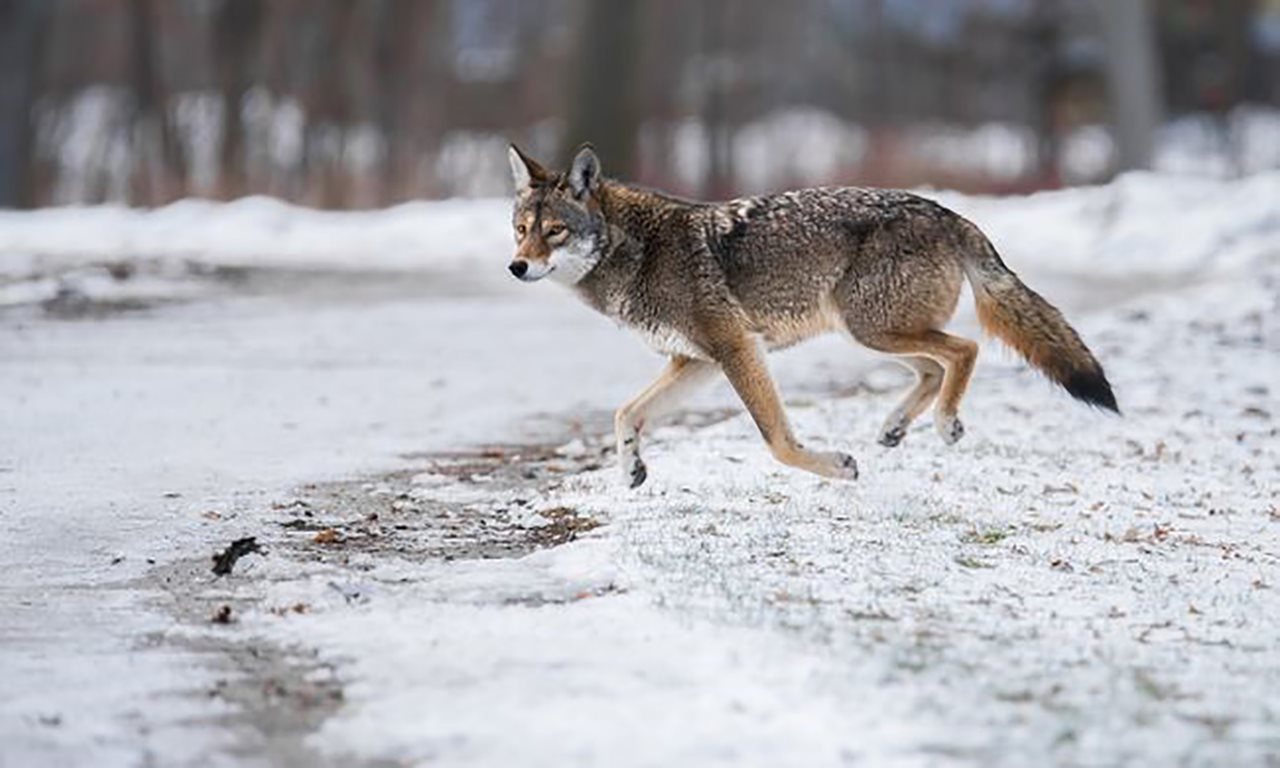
[615,356,718,487]
[856,330,978,445]
[878,356,945,444]
[710,329,858,480]
[973,276,1099,390]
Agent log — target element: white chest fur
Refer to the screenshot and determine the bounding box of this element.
[631,322,707,359]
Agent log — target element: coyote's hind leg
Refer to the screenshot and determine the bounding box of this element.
[856,330,978,446]
[615,356,717,488]
[878,356,944,447]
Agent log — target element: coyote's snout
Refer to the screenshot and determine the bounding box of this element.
[506,143,1118,488]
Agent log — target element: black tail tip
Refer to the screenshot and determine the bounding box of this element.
[1064,369,1120,414]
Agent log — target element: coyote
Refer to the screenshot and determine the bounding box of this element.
[506,144,1117,488]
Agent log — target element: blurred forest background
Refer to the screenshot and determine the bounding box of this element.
[1,0,1278,209]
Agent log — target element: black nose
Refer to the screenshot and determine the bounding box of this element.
[508,261,528,278]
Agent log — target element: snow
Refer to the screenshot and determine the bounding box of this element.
[0,280,663,765]
[3,172,1275,291]
[263,586,934,767]
[3,170,1279,766]
[934,170,1280,281]
[243,255,1279,765]
[0,195,511,278]
[1157,106,1280,179]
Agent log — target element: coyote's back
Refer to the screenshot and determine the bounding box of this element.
[700,186,1117,412]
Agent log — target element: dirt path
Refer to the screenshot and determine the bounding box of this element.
[130,438,608,761]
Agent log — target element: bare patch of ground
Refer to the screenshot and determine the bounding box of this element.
[135,434,614,765]
[135,556,348,767]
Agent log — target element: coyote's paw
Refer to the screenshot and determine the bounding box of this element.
[937,415,965,445]
[816,451,859,481]
[622,457,648,489]
[878,423,907,448]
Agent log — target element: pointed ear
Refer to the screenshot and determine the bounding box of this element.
[568,144,601,199]
[508,144,547,190]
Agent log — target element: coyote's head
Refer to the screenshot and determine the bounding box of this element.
[506,144,606,284]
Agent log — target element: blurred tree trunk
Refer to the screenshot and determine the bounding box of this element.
[128,0,183,205]
[1028,2,1061,187]
[700,0,733,198]
[1207,0,1255,106]
[214,0,264,199]
[311,0,358,209]
[375,0,442,204]
[1100,0,1163,173]
[860,0,896,186]
[1220,0,1257,174]
[0,0,49,208]
[374,1,409,205]
[565,0,640,177]
[633,0,686,190]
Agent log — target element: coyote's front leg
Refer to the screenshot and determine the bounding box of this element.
[713,336,859,481]
[615,356,716,488]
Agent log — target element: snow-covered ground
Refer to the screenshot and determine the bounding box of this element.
[2,172,1278,766]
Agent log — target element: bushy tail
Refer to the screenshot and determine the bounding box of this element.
[961,239,1119,413]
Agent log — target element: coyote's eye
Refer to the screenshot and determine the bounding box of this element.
[516,223,527,239]
[544,224,567,239]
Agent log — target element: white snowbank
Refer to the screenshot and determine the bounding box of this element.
[2,172,1275,289]
[1157,105,1280,178]
[0,195,512,278]
[935,170,1280,280]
